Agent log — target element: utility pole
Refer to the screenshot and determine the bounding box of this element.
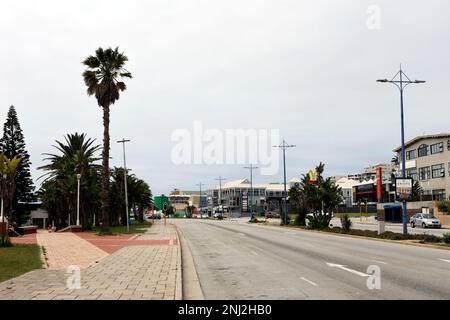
[117,138,131,232]
[76,173,81,226]
[215,176,226,208]
[273,139,296,225]
[196,182,205,218]
[377,65,425,235]
[244,164,259,220]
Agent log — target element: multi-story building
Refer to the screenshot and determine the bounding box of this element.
[207,179,297,213]
[363,163,395,184]
[394,133,450,201]
[168,189,207,212]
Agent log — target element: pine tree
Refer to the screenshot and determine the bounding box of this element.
[0,106,35,223]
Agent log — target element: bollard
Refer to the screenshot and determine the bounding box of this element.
[378,220,385,235]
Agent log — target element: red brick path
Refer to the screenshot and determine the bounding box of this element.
[75,232,177,254]
[10,234,37,244]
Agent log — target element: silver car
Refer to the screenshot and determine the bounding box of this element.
[410,213,441,229]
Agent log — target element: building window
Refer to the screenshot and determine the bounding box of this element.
[419,167,430,181]
[406,168,418,181]
[430,142,444,155]
[431,164,445,179]
[448,140,450,151]
[418,144,429,157]
[432,189,446,201]
[406,149,417,160]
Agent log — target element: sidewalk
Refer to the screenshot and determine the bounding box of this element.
[0,220,181,300]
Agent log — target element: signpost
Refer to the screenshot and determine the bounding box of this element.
[395,178,413,201]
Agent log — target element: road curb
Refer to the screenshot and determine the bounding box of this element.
[173,223,183,300]
[175,226,204,300]
[247,222,450,251]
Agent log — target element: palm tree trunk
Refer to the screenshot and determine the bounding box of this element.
[100,105,111,235]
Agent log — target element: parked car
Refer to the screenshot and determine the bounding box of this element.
[213,212,224,219]
[266,211,280,218]
[410,213,441,229]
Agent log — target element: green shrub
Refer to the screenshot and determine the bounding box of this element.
[443,233,450,244]
[0,236,13,247]
[216,215,224,220]
[307,214,330,230]
[294,213,307,226]
[437,201,450,213]
[340,214,352,232]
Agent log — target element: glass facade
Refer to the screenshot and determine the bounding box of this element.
[419,167,430,181]
[406,168,418,181]
[418,144,429,157]
[431,163,445,178]
[430,142,444,155]
[406,149,417,160]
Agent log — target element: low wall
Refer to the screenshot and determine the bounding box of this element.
[377,201,436,222]
[436,213,450,227]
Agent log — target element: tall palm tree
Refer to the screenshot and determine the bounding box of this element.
[82,47,132,234]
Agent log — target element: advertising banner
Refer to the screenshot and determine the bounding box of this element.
[395,178,413,201]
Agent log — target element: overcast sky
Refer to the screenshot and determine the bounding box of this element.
[1,0,450,195]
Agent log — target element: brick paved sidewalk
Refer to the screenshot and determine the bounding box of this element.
[0,221,181,300]
[37,231,109,269]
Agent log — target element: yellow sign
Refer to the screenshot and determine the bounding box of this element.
[308,169,317,181]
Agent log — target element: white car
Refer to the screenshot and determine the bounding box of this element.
[410,213,441,229]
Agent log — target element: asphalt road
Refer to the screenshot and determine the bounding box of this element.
[172,219,450,300]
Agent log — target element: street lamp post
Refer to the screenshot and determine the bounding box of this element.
[273,139,296,225]
[1,174,6,223]
[117,138,131,232]
[244,164,258,220]
[76,173,81,226]
[215,176,226,209]
[196,182,205,218]
[377,65,425,235]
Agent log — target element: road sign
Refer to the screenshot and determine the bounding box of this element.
[395,178,413,201]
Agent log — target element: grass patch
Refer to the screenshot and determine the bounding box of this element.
[86,220,153,235]
[0,244,43,283]
[304,226,445,243]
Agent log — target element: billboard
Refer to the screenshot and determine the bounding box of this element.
[395,178,413,201]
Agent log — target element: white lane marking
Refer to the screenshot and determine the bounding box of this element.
[439,259,450,264]
[250,250,258,256]
[326,262,369,277]
[300,277,318,287]
[238,233,246,236]
[373,260,388,265]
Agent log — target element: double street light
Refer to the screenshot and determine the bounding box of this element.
[117,138,131,233]
[196,182,205,218]
[273,139,295,226]
[244,164,258,220]
[76,173,81,226]
[377,65,425,235]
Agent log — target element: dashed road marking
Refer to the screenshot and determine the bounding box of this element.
[439,259,450,264]
[300,277,318,287]
[326,262,369,277]
[251,251,258,256]
[373,260,387,265]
